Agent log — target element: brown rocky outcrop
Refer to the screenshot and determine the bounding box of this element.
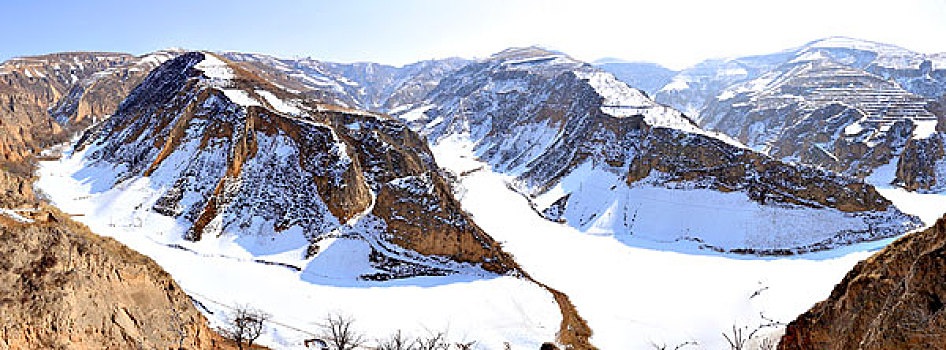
[0,51,175,166]
[895,134,945,191]
[632,126,894,213]
[0,51,246,349]
[0,164,239,349]
[779,216,946,349]
[0,208,236,349]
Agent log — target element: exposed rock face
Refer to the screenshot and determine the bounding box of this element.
[0,51,178,165]
[0,207,233,350]
[653,37,946,188]
[632,127,891,213]
[0,154,230,349]
[895,134,945,191]
[404,46,920,254]
[779,215,946,350]
[81,51,515,278]
[71,51,594,348]
[221,52,470,112]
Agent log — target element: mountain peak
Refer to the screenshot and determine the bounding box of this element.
[489,46,570,61]
[802,36,916,55]
[593,57,633,64]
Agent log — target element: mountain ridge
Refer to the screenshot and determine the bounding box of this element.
[399,46,921,255]
[651,36,946,196]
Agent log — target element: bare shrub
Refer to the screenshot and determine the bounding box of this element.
[377,330,417,350]
[320,313,367,350]
[221,305,269,350]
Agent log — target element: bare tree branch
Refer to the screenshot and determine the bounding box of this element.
[377,330,418,350]
[221,305,269,350]
[320,313,366,350]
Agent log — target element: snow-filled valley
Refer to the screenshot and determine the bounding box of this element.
[22,43,946,349]
[27,47,946,349]
[36,143,562,349]
[35,130,946,349]
[428,134,945,349]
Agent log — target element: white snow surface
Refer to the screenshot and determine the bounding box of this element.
[429,134,920,349]
[807,37,922,69]
[399,104,435,122]
[660,76,690,92]
[194,53,264,108]
[573,70,712,137]
[528,160,885,250]
[866,156,946,227]
[194,54,234,81]
[912,119,938,140]
[575,71,652,108]
[0,208,34,223]
[256,89,303,115]
[221,89,261,107]
[36,143,562,350]
[790,50,830,64]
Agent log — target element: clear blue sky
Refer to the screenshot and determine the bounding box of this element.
[2,0,945,69]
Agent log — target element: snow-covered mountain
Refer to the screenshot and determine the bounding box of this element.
[593,60,676,97]
[399,46,921,254]
[654,37,946,192]
[221,52,469,113]
[42,52,590,348]
[0,50,180,163]
[76,51,515,279]
[654,49,795,117]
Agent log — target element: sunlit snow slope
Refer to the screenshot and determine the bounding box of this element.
[403,47,921,255]
[428,134,925,349]
[36,52,568,349]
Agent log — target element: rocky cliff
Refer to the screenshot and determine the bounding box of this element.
[0,153,232,348]
[0,51,178,165]
[0,204,234,349]
[779,215,946,350]
[78,51,516,277]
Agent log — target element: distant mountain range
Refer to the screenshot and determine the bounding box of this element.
[594,60,677,97]
[632,37,946,192]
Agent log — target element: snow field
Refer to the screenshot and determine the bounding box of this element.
[430,134,936,349]
[37,143,562,349]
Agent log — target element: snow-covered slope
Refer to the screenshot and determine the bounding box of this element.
[659,37,946,192]
[75,51,521,279]
[593,61,677,97]
[39,52,590,348]
[428,133,927,349]
[0,50,181,164]
[656,37,946,114]
[401,46,921,254]
[654,49,796,117]
[37,150,563,348]
[221,52,470,113]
